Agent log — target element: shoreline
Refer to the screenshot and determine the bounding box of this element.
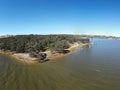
[0,43,90,64]
[48,43,90,60]
[0,51,38,64]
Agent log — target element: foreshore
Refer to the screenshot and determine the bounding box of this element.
[0,43,90,64]
[48,43,90,60]
[0,51,38,64]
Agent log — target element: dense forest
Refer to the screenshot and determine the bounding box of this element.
[0,35,90,60]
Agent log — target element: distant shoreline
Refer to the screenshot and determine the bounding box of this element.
[0,43,90,64]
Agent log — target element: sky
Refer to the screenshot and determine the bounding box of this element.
[0,0,120,36]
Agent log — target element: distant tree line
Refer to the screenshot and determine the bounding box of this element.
[0,34,90,55]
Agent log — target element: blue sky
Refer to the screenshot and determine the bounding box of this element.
[0,0,120,36]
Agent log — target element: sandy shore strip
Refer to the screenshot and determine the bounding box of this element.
[0,43,90,64]
[44,43,89,60]
[0,51,38,64]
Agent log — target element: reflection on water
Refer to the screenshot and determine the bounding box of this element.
[0,38,120,90]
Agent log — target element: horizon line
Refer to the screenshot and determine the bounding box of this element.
[0,34,119,37]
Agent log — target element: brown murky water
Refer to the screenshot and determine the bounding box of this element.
[0,38,120,90]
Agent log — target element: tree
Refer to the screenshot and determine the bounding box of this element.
[53,40,70,53]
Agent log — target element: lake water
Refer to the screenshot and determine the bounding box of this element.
[0,38,120,90]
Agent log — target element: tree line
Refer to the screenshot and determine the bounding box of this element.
[0,34,90,54]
